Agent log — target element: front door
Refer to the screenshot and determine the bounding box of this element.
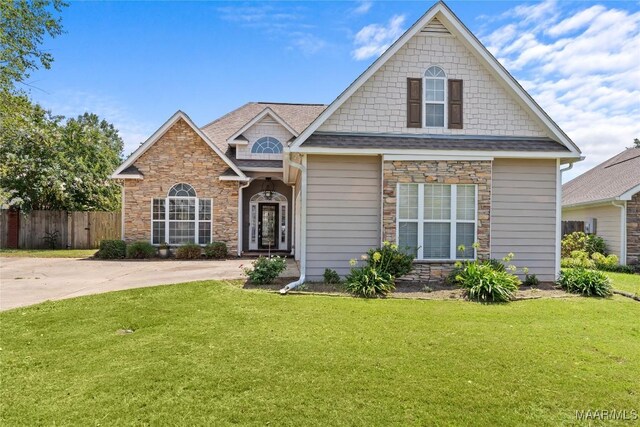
[258,203,278,249]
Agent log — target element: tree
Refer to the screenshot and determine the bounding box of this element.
[0,0,67,93]
[634,138,639,149]
[0,96,124,211]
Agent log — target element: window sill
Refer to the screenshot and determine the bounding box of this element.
[413,259,474,264]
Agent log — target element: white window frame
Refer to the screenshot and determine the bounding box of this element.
[251,136,283,154]
[151,184,213,246]
[423,66,447,128]
[248,191,288,251]
[396,183,477,261]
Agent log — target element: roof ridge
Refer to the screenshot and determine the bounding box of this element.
[256,101,327,106]
[200,102,255,130]
[604,151,640,169]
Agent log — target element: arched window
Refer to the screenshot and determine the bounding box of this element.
[151,183,212,245]
[424,66,446,127]
[251,137,283,154]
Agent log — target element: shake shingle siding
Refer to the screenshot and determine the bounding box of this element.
[306,155,381,279]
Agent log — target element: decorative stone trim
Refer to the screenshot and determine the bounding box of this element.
[383,160,492,283]
[396,262,457,286]
[627,192,640,265]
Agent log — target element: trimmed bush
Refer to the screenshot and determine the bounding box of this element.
[175,244,202,260]
[345,266,395,297]
[365,241,414,278]
[557,268,612,297]
[323,268,341,284]
[97,240,126,259]
[244,256,287,285]
[204,242,227,259]
[455,262,521,302]
[126,241,156,259]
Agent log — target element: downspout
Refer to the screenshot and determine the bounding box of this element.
[290,184,296,256]
[237,179,252,257]
[556,161,574,276]
[612,201,627,265]
[280,155,306,294]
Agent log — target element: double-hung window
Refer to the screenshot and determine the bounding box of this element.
[151,183,212,245]
[424,66,446,127]
[397,183,477,260]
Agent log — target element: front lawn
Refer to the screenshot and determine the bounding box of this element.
[0,249,97,258]
[606,271,640,295]
[1,281,638,425]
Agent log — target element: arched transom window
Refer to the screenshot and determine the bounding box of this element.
[424,66,446,127]
[152,183,212,245]
[251,136,283,154]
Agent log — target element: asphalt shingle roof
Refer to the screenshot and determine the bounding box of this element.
[563,147,640,206]
[303,133,570,151]
[201,102,326,153]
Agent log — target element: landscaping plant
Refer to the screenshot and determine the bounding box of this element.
[344,265,395,298]
[126,241,156,259]
[244,256,287,285]
[365,241,414,278]
[204,242,227,259]
[97,239,126,259]
[561,232,606,258]
[175,244,202,260]
[557,268,612,297]
[323,268,341,285]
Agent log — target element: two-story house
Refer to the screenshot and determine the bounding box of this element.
[111,2,583,287]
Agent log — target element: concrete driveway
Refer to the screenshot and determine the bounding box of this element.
[0,257,299,311]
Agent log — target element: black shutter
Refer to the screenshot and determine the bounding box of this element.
[407,78,422,128]
[448,79,463,129]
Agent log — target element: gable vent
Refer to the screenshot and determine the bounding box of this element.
[422,17,450,34]
[260,116,277,124]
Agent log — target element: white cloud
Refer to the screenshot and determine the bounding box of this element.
[480,1,640,181]
[32,90,155,157]
[290,33,326,55]
[352,15,406,60]
[353,1,373,15]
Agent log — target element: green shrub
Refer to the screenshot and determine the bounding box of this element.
[175,243,202,260]
[204,242,227,259]
[561,250,595,269]
[557,268,612,297]
[524,274,539,287]
[365,241,414,278]
[97,240,126,259]
[345,266,395,297]
[485,258,506,272]
[561,232,607,257]
[244,256,287,285]
[323,268,341,284]
[455,262,521,302]
[126,241,156,259]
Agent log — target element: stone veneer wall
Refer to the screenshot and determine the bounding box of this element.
[123,118,239,253]
[383,160,492,284]
[627,192,640,265]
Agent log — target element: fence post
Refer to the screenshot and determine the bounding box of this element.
[7,208,20,249]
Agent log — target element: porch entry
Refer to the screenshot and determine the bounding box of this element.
[249,192,288,251]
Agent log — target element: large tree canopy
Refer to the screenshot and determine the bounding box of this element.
[0,0,66,93]
[0,96,124,211]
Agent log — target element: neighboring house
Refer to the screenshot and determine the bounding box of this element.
[111,2,582,284]
[562,148,640,265]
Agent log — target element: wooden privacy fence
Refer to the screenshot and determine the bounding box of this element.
[561,220,584,236]
[0,210,121,249]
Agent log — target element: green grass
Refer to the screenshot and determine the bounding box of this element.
[0,248,97,258]
[606,271,640,295]
[1,281,639,426]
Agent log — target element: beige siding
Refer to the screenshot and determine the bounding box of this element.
[563,204,622,258]
[318,30,547,138]
[306,155,381,279]
[491,159,557,281]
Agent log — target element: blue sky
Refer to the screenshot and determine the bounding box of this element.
[27,0,640,181]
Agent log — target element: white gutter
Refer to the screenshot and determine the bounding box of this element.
[237,179,253,257]
[556,161,574,276]
[612,201,627,265]
[290,184,296,256]
[280,155,306,294]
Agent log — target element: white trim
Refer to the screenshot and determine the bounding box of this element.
[557,161,573,277]
[111,110,247,180]
[116,174,143,180]
[619,184,640,201]
[121,184,125,240]
[280,154,307,293]
[151,193,213,246]
[289,3,581,156]
[384,154,493,161]
[219,175,250,182]
[240,167,284,173]
[226,108,299,144]
[612,201,627,265]
[238,179,252,256]
[248,191,288,251]
[295,146,581,159]
[423,65,447,129]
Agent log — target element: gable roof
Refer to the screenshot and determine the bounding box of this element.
[563,148,640,207]
[225,107,299,145]
[289,1,581,157]
[201,102,326,153]
[111,110,247,180]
